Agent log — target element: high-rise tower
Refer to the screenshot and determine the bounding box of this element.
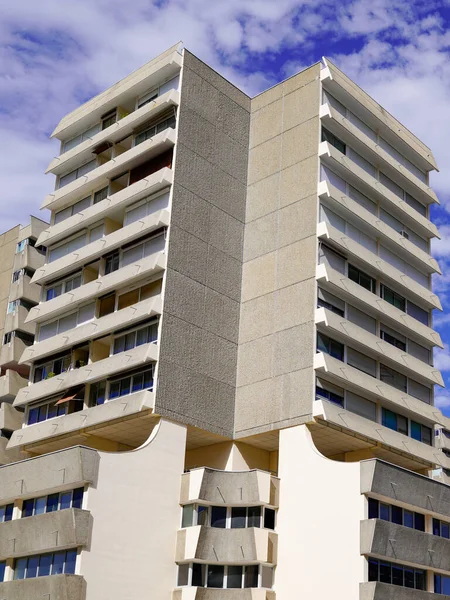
[0,43,449,599]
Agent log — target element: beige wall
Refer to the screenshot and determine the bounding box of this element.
[235,64,322,436]
[185,441,271,472]
[156,50,251,437]
[0,226,20,352]
[276,424,364,599]
[81,419,186,600]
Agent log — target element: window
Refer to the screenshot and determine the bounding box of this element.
[380,326,406,351]
[121,233,165,267]
[27,389,85,425]
[348,264,376,293]
[0,562,4,583]
[433,519,450,539]
[380,284,405,312]
[134,114,176,146]
[33,353,71,383]
[48,234,86,263]
[38,303,95,341]
[380,364,407,393]
[411,421,432,445]
[322,128,346,154]
[382,408,408,435]
[346,391,377,421]
[435,574,450,595]
[101,109,117,130]
[0,504,13,522]
[317,288,345,317]
[22,488,84,518]
[14,549,77,579]
[45,272,82,301]
[177,564,272,589]
[368,498,425,531]
[137,89,158,109]
[98,293,116,318]
[7,300,18,314]
[104,251,120,275]
[316,380,344,407]
[62,123,101,153]
[3,330,34,346]
[12,270,21,283]
[407,301,429,326]
[317,333,344,360]
[93,186,108,204]
[124,189,170,226]
[117,280,162,310]
[368,558,425,590]
[136,75,179,109]
[347,305,376,334]
[95,366,154,405]
[347,347,376,377]
[16,238,36,253]
[113,320,158,354]
[58,159,96,189]
[181,504,274,530]
[318,243,346,274]
[54,196,91,225]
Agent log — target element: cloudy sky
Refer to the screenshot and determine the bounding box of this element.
[1,0,450,411]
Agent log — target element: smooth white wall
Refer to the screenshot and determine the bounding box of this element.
[81,419,186,599]
[276,425,365,599]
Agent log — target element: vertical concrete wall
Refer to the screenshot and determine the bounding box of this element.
[81,419,186,600]
[276,425,365,599]
[0,226,19,352]
[235,64,322,436]
[156,51,251,437]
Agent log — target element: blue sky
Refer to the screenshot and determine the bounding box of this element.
[1,0,450,412]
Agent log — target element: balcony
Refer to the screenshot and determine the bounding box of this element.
[0,445,98,504]
[361,518,450,571]
[0,338,28,369]
[8,389,155,452]
[360,582,442,600]
[360,459,450,519]
[0,402,23,432]
[14,343,158,408]
[37,166,172,248]
[180,469,279,507]
[52,43,182,140]
[0,509,91,559]
[321,59,438,172]
[318,180,440,275]
[316,307,443,388]
[0,370,28,402]
[4,305,34,336]
[315,352,450,430]
[47,90,179,177]
[312,398,449,470]
[173,590,275,600]
[0,574,86,600]
[316,262,443,349]
[319,142,439,240]
[176,527,277,564]
[9,274,41,304]
[317,220,441,310]
[27,254,165,328]
[13,244,46,272]
[41,128,176,212]
[21,295,162,365]
[31,208,169,286]
[320,103,438,205]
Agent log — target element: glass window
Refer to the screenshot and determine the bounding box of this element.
[231,507,246,528]
[211,506,227,528]
[39,554,52,577]
[14,558,27,579]
[0,561,5,582]
[207,565,224,588]
[348,264,376,293]
[264,508,275,530]
[177,564,189,587]
[104,251,120,275]
[403,510,414,529]
[244,565,259,588]
[368,498,378,519]
[27,555,39,578]
[0,504,13,522]
[322,128,346,154]
[51,552,65,575]
[46,494,59,513]
[64,549,77,574]
[197,506,208,526]
[93,187,108,204]
[347,348,376,377]
[72,488,84,509]
[317,288,345,316]
[192,563,205,587]
[380,285,406,312]
[35,497,46,515]
[227,566,243,588]
[182,504,194,528]
[380,364,407,393]
[247,506,261,528]
[407,301,429,326]
[316,333,344,361]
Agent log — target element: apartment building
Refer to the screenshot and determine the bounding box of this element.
[0,218,47,466]
[0,42,449,599]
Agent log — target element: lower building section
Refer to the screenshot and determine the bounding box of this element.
[0,574,86,600]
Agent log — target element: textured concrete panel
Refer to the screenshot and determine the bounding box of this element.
[282,62,321,95]
[205,245,242,302]
[250,98,284,149]
[0,575,86,600]
[277,195,317,247]
[246,171,280,222]
[243,211,278,262]
[247,135,282,186]
[361,518,450,571]
[240,293,276,344]
[276,237,317,289]
[0,509,91,559]
[273,322,315,377]
[236,336,274,388]
[241,251,277,302]
[281,118,319,170]
[282,79,320,131]
[360,582,438,600]
[274,279,316,333]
